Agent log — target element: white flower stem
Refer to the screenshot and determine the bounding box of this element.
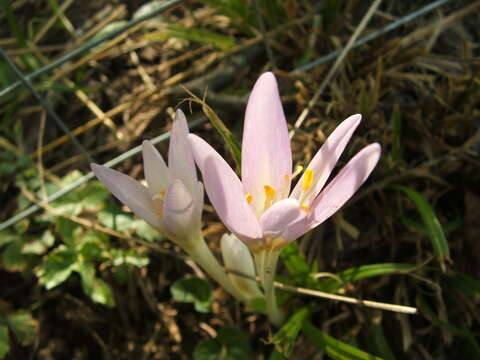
[254,248,284,326]
[185,234,247,303]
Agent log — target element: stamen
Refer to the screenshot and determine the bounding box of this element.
[300,205,309,212]
[155,209,164,218]
[264,185,276,200]
[302,169,314,191]
[245,193,253,204]
[263,185,276,211]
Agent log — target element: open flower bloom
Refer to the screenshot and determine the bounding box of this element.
[91,110,204,246]
[189,72,381,252]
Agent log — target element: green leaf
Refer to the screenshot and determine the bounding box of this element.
[170,277,212,313]
[193,327,252,360]
[303,321,383,360]
[79,181,110,211]
[368,321,396,360]
[130,220,160,242]
[2,241,27,271]
[149,24,236,50]
[0,325,10,358]
[37,247,76,289]
[273,307,310,357]
[77,262,116,307]
[249,296,266,312]
[57,217,82,246]
[0,231,18,248]
[395,186,450,272]
[98,204,135,233]
[6,311,38,345]
[22,230,55,255]
[317,263,416,293]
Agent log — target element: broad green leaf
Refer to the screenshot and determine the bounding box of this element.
[280,243,318,288]
[2,242,27,271]
[37,247,76,289]
[396,186,450,272]
[317,263,415,293]
[273,307,310,357]
[77,262,115,307]
[57,217,81,246]
[0,231,17,248]
[98,205,135,233]
[129,220,160,242]
[0,325,9,358]
[193,327,252,360]
[170,277,212,313]
[303,321,383,360]
[22,230,55,255]
[249,296,266,312]
[79,181,110,211]
[89,278,116,307]
[6,311,38,344]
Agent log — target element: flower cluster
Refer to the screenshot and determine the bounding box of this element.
[92,72,381,325]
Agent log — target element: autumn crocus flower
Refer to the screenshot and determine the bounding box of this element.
[189,72,381,324]
[91,110,245,301]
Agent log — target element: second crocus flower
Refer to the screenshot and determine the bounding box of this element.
[91,110,246,302]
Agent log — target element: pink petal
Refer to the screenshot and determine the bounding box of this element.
[241,72,292,215]
[291,114,362,202]
[163,179,199,240]
[91,164,162,229]
[189,134,262,243]
[142,140,170,195]
[259,198,306,240]
[309,143,381,226]
[168,110,198,195]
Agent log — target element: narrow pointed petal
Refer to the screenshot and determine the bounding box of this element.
[91,164,162,229]
[221,233,262,298]
[291,114,362,202]
[310,143,381,226]
[142,140,170,194]
[168,110,197,194]
[163,179,198,240]
[242,72,292,214]
[189,134,262,243]
[259,198,306,240]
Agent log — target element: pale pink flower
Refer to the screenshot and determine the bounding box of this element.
[91,110,203,245]
[189,72,381,251]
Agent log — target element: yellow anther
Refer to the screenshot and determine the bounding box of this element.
[300,205,309,212]
[155,209,164,218]
[245,193,253,204]
[302,169,314,191]
[159,190,165,196]
[264,185,276,200]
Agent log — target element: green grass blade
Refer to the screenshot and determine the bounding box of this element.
[303,321,383,360]
[317,263,416,293]
[395,186,450,272]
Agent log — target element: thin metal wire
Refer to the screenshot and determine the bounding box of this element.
[293,0,452,73]
[0,48,94,163]
[0,0,184,100]
[0,117,206,231]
